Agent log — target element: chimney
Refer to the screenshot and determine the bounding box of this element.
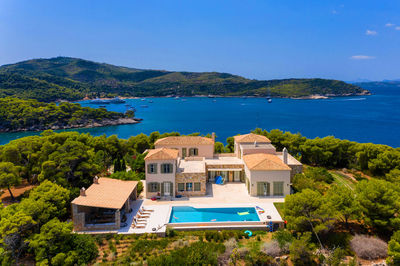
[80,187,86,196]
[93,176,99,184]
[283,147,288,164]
[211,132,216,142]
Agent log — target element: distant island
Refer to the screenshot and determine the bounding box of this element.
[0,57,370,102]
[0,97,139,132]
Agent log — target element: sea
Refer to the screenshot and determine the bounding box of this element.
[1,86,399,147]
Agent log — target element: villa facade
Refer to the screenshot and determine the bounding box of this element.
[144,133,302,199]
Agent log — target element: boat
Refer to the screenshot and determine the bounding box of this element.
[140,105,149,108]
[109,97,126,104]
[208,95,215,98]
[89,98,109,104]
[141,98,146,101]
[174,96,180,99]
[99,105,107,108]
[148,100,154,103]
[267,88,272,103]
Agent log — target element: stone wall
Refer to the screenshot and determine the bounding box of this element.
[71,203,120,232]
[175,172,206,196]
[288,164,303,180]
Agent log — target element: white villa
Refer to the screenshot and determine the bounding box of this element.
[71,133,302,233]
[145,133,302,199]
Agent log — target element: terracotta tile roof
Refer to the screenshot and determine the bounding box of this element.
[71,178,138,209]
[243,153,291,171]
[234,133,271,143]
[144,148,179,160]
[155,136,214,146]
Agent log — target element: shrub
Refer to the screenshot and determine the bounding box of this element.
[289,233,316,265]
[262,240,282,257]
[273,230,294,253]
[224,238,238,252]
[147,241,225,266]
[350,235,388,260]
[245,251,277,266]
[324,247,345,266]
[166,228,176,237]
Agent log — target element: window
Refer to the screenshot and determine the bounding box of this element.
[178,183,185,192]
[182,148,187,159]
[148,182,160,192]
[186,183,193,191]
[161,163,173,173]
[189,148,198,156]
[147,163,157,174]
[273,182,284,196]
[194,182,201,191]
[257,182,270,196]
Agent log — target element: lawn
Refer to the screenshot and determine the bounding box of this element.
[330,171,356,190]
[273,202,285,218]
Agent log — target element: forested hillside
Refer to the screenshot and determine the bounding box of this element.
[0,97,137,132]
[0,57,369,101]
[0,130,400,264]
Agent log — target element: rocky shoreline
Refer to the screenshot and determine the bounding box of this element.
[290,90,371,100]
[0,118,141,133]
[80,90,371,101]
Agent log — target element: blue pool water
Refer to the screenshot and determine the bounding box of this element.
[168,206,260,223]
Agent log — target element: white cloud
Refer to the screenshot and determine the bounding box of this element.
[350,55,376,60]
[396,26,400,31]
[366,30,377,35]
[332,9,337,14]
[386,23,395,27]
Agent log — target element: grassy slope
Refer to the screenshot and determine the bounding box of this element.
[0,57,368,101]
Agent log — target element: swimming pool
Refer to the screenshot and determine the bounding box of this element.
[169,206,260,223]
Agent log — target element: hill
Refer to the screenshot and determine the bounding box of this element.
[355,80,400,89]
[0,57,369,102]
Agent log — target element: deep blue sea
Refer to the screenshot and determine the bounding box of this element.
[1,86,399,147]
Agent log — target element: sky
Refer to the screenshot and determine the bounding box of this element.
[0,0,399,81]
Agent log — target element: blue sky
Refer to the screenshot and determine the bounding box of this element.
[0,0,399,81]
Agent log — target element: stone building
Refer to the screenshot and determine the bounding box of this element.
[144,133,303,198]
[71,177,138,232]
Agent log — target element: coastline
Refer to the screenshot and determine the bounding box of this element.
[80,90,371,102]
[0,117,141,133]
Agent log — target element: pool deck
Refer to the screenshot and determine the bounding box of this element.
[78,183,284,235]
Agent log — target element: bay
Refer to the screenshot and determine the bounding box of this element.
[1,86,399,147]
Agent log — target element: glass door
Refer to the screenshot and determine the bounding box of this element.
[164,182,171,196]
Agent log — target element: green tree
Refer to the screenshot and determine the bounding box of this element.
[0,211,36,264]
[388,230,400,265]
[29,218,98,265]
[356,179,400,233]
[284,189,336,248]
[214,142,225,153]
[225,137,234,152]
[18,180,70,225]
[327,185,360,228]
[0,162,21,201]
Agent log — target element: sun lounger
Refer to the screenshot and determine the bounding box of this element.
[138,210,151,217]
[136,212,150,218]
[132,221,146,228]
[142,206,154,212]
